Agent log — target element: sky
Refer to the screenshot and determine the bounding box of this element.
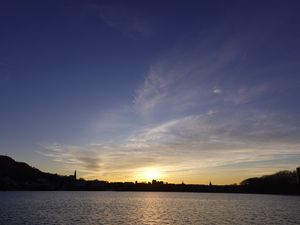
[1,0,300,184]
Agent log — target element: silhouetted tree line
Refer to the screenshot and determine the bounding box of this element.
[0,155,299,195]
[239,170,299,195]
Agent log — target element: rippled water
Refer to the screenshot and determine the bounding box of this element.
[0,192,299,225]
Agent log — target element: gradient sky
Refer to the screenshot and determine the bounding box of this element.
[1,0,300,184]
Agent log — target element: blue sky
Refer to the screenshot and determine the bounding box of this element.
[1,0,300,184]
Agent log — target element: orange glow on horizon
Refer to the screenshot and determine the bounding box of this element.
[137,168,162,182]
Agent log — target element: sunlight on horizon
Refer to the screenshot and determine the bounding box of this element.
[137,168,162,181]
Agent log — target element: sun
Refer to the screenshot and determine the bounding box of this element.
[140,168,161,181]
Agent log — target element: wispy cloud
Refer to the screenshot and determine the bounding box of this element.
[39,144,102,171]
[133,37,265,116]
[40,109,300,182]
[88,2,153,38]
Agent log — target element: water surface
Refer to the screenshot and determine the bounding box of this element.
[0,192,299,225]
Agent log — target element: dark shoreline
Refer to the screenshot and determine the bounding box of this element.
[1,190,300,198]
[1,155,300,195]
[1,183,299,196]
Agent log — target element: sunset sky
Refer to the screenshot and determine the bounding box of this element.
[1,0,300,184]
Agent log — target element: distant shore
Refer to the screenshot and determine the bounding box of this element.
[1,155,299,195]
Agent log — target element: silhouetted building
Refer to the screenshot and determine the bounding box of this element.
[297,167,300,184]
[209,181,212,186]
[152,179,163,185]
[68,170,76,180]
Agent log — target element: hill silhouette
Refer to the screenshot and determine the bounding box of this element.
[0,155,299,195]
[0,155,47,181]
[0,155,75,190]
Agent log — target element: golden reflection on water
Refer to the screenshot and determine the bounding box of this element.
[0,192,299,225]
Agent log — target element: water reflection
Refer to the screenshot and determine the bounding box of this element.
[0,192,299,225]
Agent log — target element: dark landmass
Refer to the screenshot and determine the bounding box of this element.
[1,155,299,195]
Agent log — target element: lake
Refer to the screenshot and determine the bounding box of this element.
[0,192,299,225]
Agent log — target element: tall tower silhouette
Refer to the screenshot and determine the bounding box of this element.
[297,167,300,184]
[74,170,77,180]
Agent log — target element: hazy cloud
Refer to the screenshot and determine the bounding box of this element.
[213,88,222,94]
